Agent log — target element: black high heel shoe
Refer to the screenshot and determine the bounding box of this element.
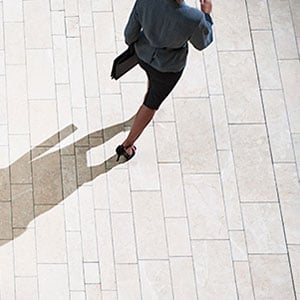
[116,144,136,162]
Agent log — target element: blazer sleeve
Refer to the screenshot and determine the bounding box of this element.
[124,1,142,45]
[189,13,213,51]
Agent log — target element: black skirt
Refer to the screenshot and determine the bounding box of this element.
[137,57,184,110]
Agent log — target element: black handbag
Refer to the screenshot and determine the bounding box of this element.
[111,44,139,80]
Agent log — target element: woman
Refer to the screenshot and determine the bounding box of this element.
[116,0,213,161]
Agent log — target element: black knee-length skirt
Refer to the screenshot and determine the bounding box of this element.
[137,57,184,110]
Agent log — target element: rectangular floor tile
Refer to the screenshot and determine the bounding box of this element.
[53,35,69,84]
[132,191,168,259]
[234,261,255,300]
[249,254,294,299]
[246,0,271,29]
[3,0,23,22]
[174,98,218,173]
[229,230,248,261]
[192,240,237,299]
[242,203,286,253]
[289,245,300,299]
[116,264,141,300]
[139,260,173,300]
[219,52,264,123]
[230,124,277,201]
[16,277,39,300]
[184,174,228,239]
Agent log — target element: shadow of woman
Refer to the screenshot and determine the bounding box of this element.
[0,116,135,247]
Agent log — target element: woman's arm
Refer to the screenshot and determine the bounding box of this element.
[124,1,142,45]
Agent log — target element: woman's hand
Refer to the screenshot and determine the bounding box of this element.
[200,0,212,14]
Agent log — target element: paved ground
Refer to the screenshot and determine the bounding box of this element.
[0,0,299,299]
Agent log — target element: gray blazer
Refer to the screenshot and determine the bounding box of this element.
[124,0,213,72]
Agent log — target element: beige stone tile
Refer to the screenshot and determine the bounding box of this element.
[35,204,67,263]
[66,16,80,37]
[78,0,93,26]
[174,98,218,173]
[101,94,123,128]
[83,262,100,284]
[0,125,8,145]
[121,82,145,121]
[111,213,137,263]
[0,4,3,50]
[294,134,300,176]
[67,38,86,107]
[154,122,180,162]
[242,203,286,254]
[0,147,10,201]
[29,100,59,147]
[279,60,300,133]
[269,0,298,59]
[56,85,73,135]
[246,0,271,30]
[81,27,99,98]
[290,0,300,37]
[211,95,231,150]
[289,245,300,299]
[64,191,81,232]
[61,153,77,198]
[65,0,79,16]
[0,76,7,124]
[32,147,62,205]
[102,291,117,300]
[6,65,29,134]
[184,174,228,239]
[95,210,116,290]
[129,126,160,191]
[275,163,300,202]
[0,51,4,75]
[9,135,32,184]
[51,11,65,35]
[70,291,85,300]
[229,231,248,261]
[132,191,168,259]
[75,146,92,186]
[230,125,277,201]
[16,277,39,300]
[203,36,223,95]
[173,47,208,98]
[159,163,186,217]
[219,52,264,123]
[154,95,175,122]
[166,218,191,256]
[0,201,12,240]
[87,98,102,134]
[170,257,197,300]
[252,31,281,89]
[53,35,69,84]
[92,0,112,11]
[73,107,89,147]
[107,169,131,212]
[50,0,64,11]
[3,0,23,22]
[38,264,69,300]
[13,228,37,276]
[26,49,56,100]
[11,184,34,228]
[116,264,141,300]
[139,260,173,300]
[234,261,255,300]
[281,200,300,244]
[0,242,15,299]
[192,240,237,299]
[93,174,110,209]
[112,0,134,41]
[66,231,84,290]
[219,150,243,230]
[4,23,25,65]
[86,284,102,300]
[250,254,294,299]
[97,53,120,94]
[262,90,294,162]
[78,186,98,262]
[24,0,52,49]
[213,0,251,50]
[94,12,116,52]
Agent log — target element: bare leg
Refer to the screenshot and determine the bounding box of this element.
[122,104,156,154]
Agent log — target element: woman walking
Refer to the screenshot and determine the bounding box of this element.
[116,0,213,161]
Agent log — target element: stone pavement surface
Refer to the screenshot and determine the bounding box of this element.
[0,0,299,299]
